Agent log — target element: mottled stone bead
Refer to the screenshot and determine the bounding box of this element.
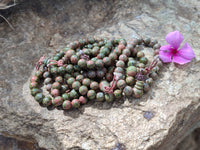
[31,76,39,82]
[108,66,115,73]
[123,86,132,97]
[65,49,75,59]
[87,60,95,69]
[55,76,63,83]
[143,38,151,45]
[105,93,114,102]
[125,76,135,86]
[79,85,88,95]
[78,59,87,68]
[70,89,79,99]
[116,60,125,68]
[76,75,84,82]
[114,47,122,56]
[82,78,91,87]
[67,77,75,86]
[109,52,118,61]
[42,96,52,106]
[97,53,105,59]
[133,88,143,98]
[64,73,72,80]
[96,92,105,102]
[29,82,38,89]
[79,96,88,104]
[52,96,63,106]
[52,82,61,89]
[146,78,153,85]
[114,89,122,99]
[90,81,99,90]
[117,79,126,90]
[91,46,99,56]
[51,89,60,97]
[152,66,160,73]
[154,49,160,56]
[149,39,158,47]
[149,72,158,80]
[137,63,145,68]
[144,83,150,92]
[122,48,131,57]
[46,84,52,91]
[126,66,137,76]
[139,57,148,64]
[62,100,72,110]
[97,70,105,78]
[71,99,80,108]
[72,81,81,91]
[70,54,79,64]
[31,88,40,96]
[62,93,70,100]
[50,67,58,75]
[87,90,96,100]
[35,70,43,78]
[119,54,128,62]
[66,64,74,73]
[95,59,104,68]
[153,43,161,50]
[43,71,50,78]
[105,73,113,82]
[137,51,144,58]
[128,60,137,66]
[103,57,112,66]
[35,93,44,103]
[87,70,96,79]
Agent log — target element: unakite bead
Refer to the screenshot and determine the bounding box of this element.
[62,93,70,100]
[90,81,99,90]
[62,100,71,110]
[72,81,81,91]
[122,48,131,56]
[65,49,75,59]
[105,93,114,102]
[103,57,112,66]
[87,90,96,100]
[78,59,87,68]
[70,55,79,64]
[139,57,148,64]
[116,60,125,68]
[52,96,63,106]
[35,70,43,78]
[64,73,72,80]
[125,76,135,86]
[51,89,60,97]
[114,89,122,99]
[46,84,52,91]
[31,88,40,96]
[123,86,132,97]
[55,76,63,83]
[43,71,50,78]
[50,67,58,74]
[79,96,88,104]
[76,75,84,82]
[105,73,113,82]
[119,54,128,62]
[126,66,137,76]
[97,53,105,59]
[70,89,79,99]
[79,85,88,95]
[95,59,104,68]
[73,65,81,72]
[87,60,95,69]
[31,76,39,82]
[58,66,66,74]
[128,60,137,66]
[29,82,38,89]
[71,99,80,108]
[91,47,99,56]
[82,78,91,87]
[137,51,144,58]
[146,78,153,85]
[117,79,126,90]
[52,82,61,89]
[42,97,52,106]
[96,92,105,101]
[35,93,44,103]
[109,52,118,61]
[66,64,74,73]
[114,67,124,74]
[97,70,105,78]
[88,70,96,79]
[67,77,75,86]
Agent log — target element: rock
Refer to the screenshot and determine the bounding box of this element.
[0,0,200,150]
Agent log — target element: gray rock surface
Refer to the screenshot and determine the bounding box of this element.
[0,0,200,150]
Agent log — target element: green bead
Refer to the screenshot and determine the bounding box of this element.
[76,75,84,82]
[50,67,58,74]
[139,57,148,64]
[67,77,75,86]
[90,81,99,90]
[72,99,80,108]
[114,89,122,99]
[52,82,61,89]
[117,79,126,90]
[96,92,105,101]
[128,60,137,66]
[35,93,44,103]
[55,76,63,83]
[100,47,110,55]
[116,60,125,68]
[62,93,70,100]
[62,100,72,110]
[78,59,87,68]
[52,96,63,106]
[35,70,43,78]
[61,84,68,93]
[74,65,81,72]
[126,76,135,86]
[72,81,81,91]
[105,93,114,102]
[29,82,38,89]
[126,66,137,76]
[79,85,88,95]
[103,57,112,66]
[70,89,79,99]
[87,90,96,100]
[87,60,95,69]
[70,55,79,64]
[123,86,132,97]
[91,47,99,56]
[58,66,66,74]
[137,51,144,58]
[42,97,52,106]
[31,88,40,96]
[64,73,72,80]
[66,64,74,73]
[82,78,91,87]
[97,53,105,59]
[53,56,60,61]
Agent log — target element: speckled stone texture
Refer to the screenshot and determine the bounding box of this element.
[0,0,200,150]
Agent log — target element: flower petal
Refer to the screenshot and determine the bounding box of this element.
[172,54,191,64]
[165,31,183,49]
[160,45,172,51]
[178,43,195,60]
[159,50,172,63]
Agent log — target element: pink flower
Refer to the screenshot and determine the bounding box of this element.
[159,31,195,64]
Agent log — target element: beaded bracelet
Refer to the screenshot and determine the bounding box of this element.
[29,37,162,110]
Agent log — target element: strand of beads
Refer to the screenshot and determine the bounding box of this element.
[29,37,162,110]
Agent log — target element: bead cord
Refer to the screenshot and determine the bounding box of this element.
[35,55,45,70]
[30,37,162,110]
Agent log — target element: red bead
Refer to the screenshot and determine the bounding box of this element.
[51,89,60,97]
